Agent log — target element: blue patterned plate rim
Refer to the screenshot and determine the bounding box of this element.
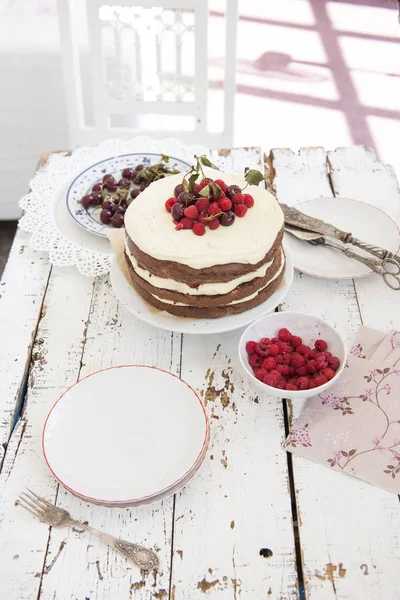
[66,152,192,238]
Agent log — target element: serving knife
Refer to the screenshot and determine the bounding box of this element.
[281,203,400,266]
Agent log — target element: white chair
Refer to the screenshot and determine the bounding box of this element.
[57,0,238,148]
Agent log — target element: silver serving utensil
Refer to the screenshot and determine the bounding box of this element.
[285,226,400,290]
[282,203,400,266]
[17,489,159,572]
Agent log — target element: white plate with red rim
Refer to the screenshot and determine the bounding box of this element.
[284,197,400,279]
[109,249,294,335]
[42,366,209,506]
[67,429,210,508]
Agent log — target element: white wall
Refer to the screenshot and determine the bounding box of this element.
[0,14,69,219]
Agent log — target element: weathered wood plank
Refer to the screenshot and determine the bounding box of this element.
[39,275,182,600]
[0,152,57,470]
[171,332,299,599]
[328,145,400,332]
[0,152,61,467]
[170,149,299,599]
[0,268,94,600]
[271,146,400,600]
[0,230,50,467]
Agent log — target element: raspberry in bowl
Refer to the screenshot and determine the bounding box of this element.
[238,312,346,399]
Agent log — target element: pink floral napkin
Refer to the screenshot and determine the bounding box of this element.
[284,327,400,494]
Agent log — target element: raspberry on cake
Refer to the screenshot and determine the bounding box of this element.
[123,165,285,318]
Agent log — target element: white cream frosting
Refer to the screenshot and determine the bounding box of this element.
[125,240,277,296]
[124,167,284,270]
[150,256,285,307]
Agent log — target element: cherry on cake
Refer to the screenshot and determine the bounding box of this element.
[123,161,285,318]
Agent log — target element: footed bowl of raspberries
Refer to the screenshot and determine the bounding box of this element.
[239,312,346,399]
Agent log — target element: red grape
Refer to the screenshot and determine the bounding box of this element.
[102,200,115,213]
[100,209,112,224]
[92,192,102,205]
[81,194,94,209]
[102,173,115,183]
[103,179,117,192]
[122,168,135,180]
[92,183,102,192]
[118,178,130,187]
[111,212,124,228]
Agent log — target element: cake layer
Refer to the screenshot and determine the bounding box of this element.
[124,167,284,270]
[125,240,279,296]
[127,256,286,318]
[125,248,284,308]
[126,227,283,286]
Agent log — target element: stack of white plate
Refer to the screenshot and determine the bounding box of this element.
[42,366,209,507]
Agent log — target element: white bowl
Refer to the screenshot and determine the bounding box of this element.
[239,312,347,399]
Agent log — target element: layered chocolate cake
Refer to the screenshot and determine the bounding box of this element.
[124,166,285,318]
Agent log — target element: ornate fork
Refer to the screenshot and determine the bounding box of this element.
[285,226,400,290]
[17,489,159,571]
[282,203,400,266]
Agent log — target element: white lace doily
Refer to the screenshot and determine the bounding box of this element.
[19,136,223,277]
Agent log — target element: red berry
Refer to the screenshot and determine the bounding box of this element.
[297,344,311,355]
[295,365,307,376]
[314,374,328,387]
[218,197,232,211]
[180,217,194,230]
[197,212,209,224]
[199,178,212,190]
[305,350,316,360]
[282,354,292,365]
[278,342,292,354]
[208,202,221,216]
[195,199,209,213]
[328,356,340,370]
[291,336,302,348]
[307,360,317,374]
[321,367,335,381]
[262,357,276,371]
[175,223,184,230]
[260,337,270,346]
[269,344,279,357]
[193,183,202,195]
[278,328,292,342]
[234,204,248,218]
[246,341,257,354]
[214,179,228,192]
[276,364,290,377]
[315,339,328,352]
[208,218,220,230]
[193,222,206,236]
[255,343,269,357]
[297,376,309,390]
[288,378,298,386]
[243,193,255,208]
[254,368,267,381]
[232,193,245,205]
[274,354,283,365]
[286,383,298,391]
[264,373,279,387]
[291,353,306,368]
[184,205,198,219]
[249,354,262,368]
[271,337,279,343]
[316,358,328,370]
[308,379,318,389]
[165,197,177,212]
[275,379,287,390]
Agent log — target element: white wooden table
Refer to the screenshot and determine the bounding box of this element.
[1,145,400,600]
